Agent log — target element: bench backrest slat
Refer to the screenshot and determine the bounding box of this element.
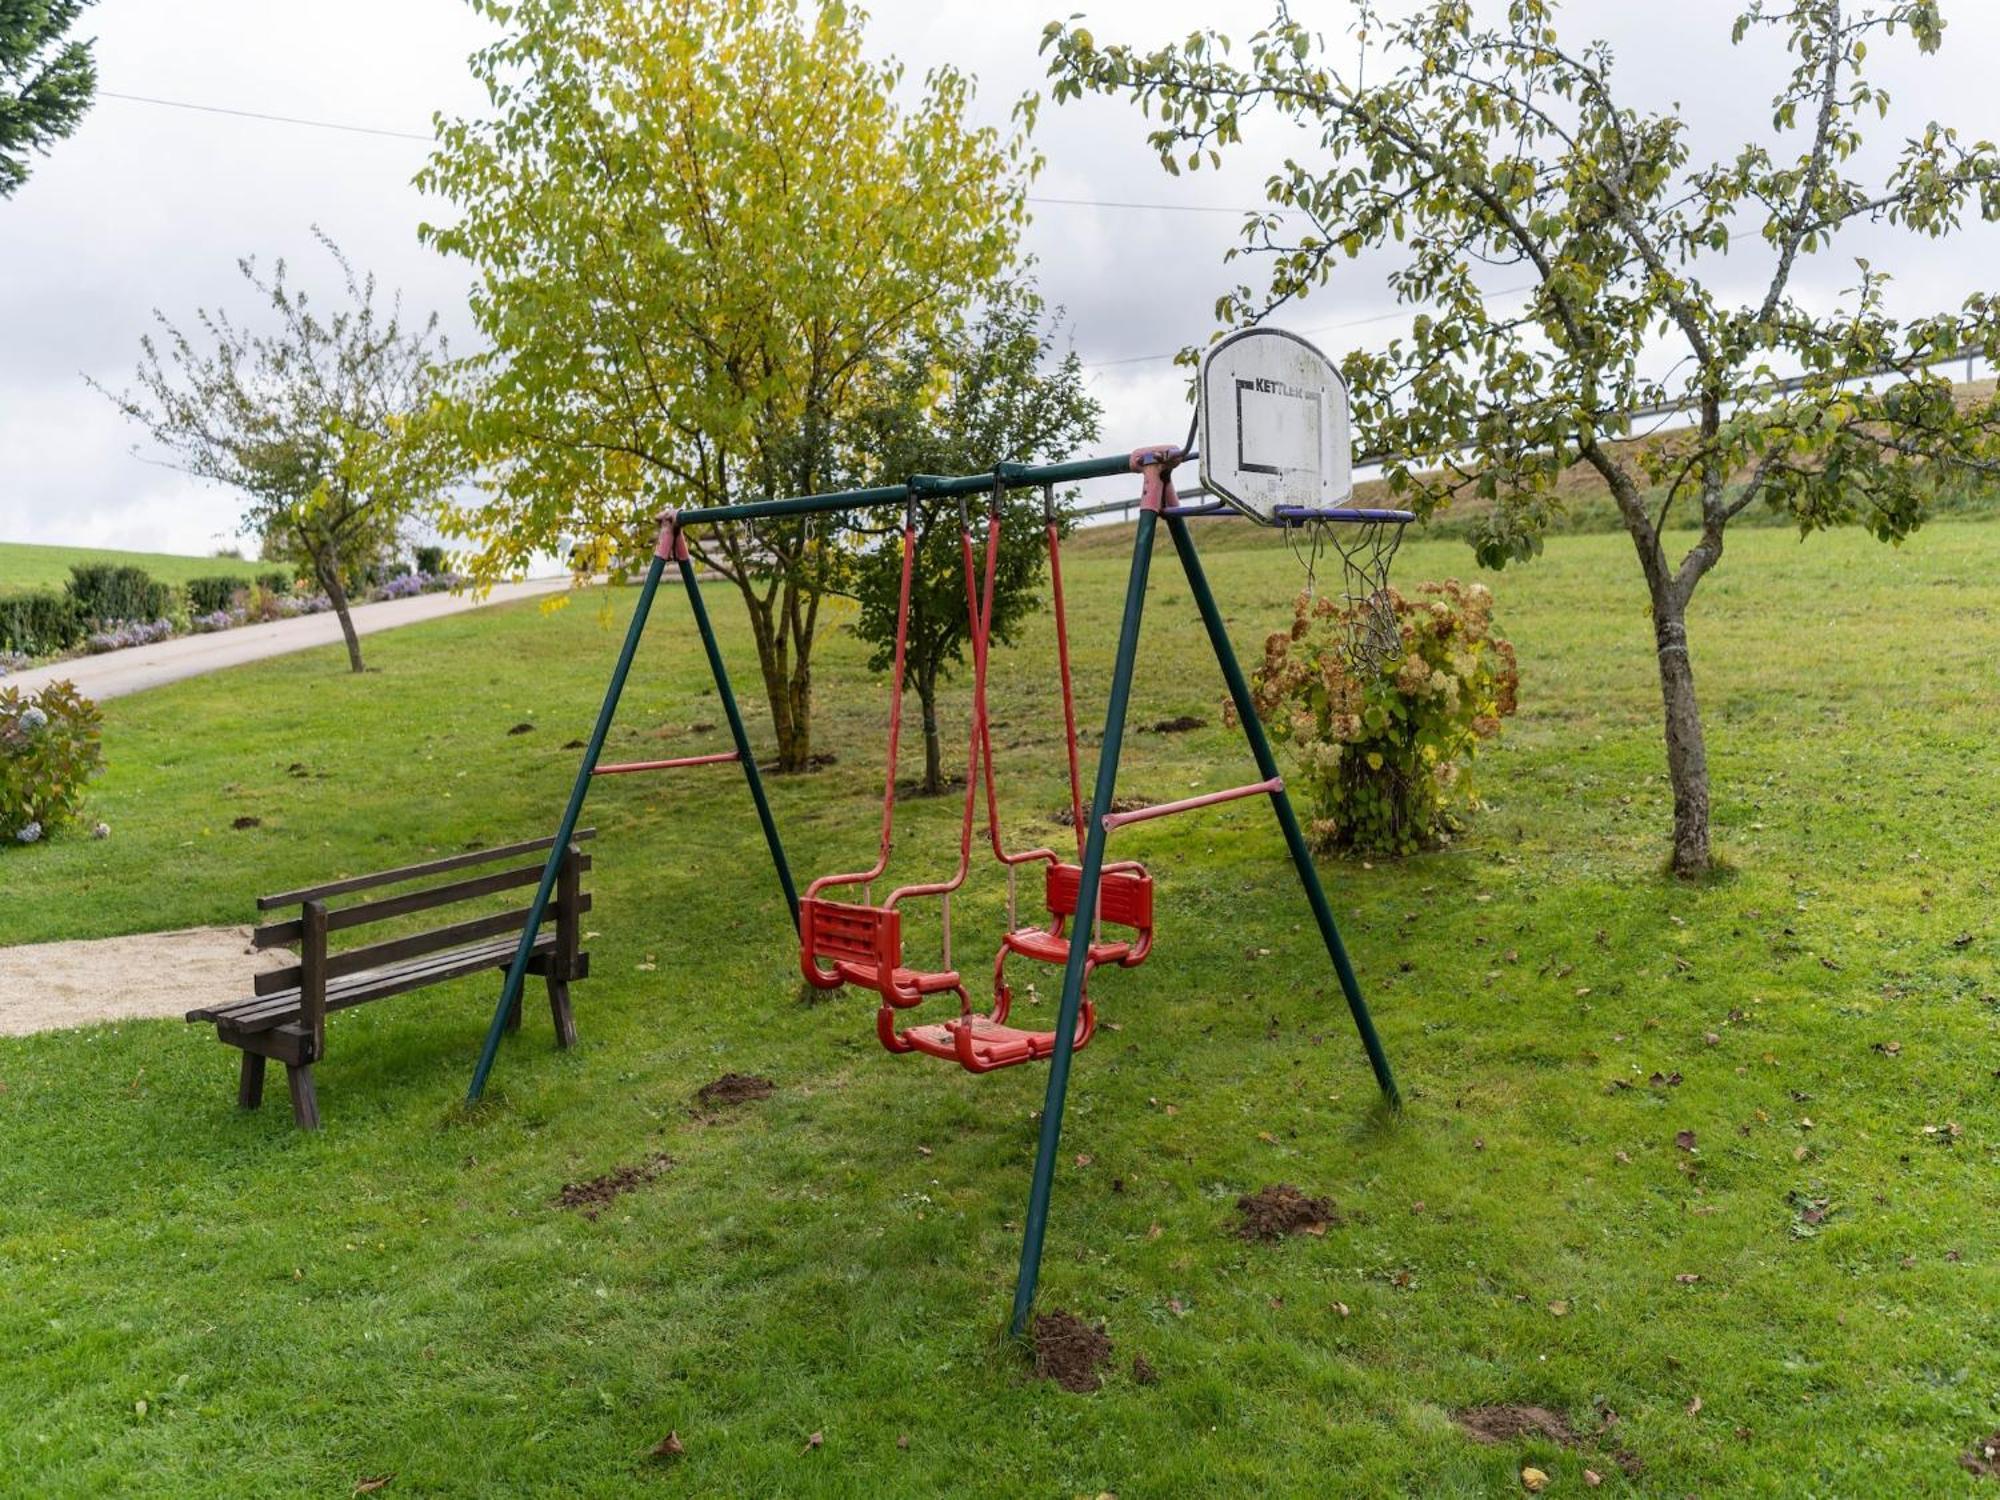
[251,854,595,950]
[252,894,593,995]
[256,829,597,911]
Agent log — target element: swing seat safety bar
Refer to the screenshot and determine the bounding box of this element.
[592,750,743,776]
[1100,776,1284,832]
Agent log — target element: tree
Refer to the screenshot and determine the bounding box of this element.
[97,233,456,672]
[1047,0,2000,877]
[849,297,1101,794]
[1,0,95,197]
[419,0,1030,772]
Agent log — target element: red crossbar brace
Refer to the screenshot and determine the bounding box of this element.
[592,751,742,776]
[1101,776,1284,831]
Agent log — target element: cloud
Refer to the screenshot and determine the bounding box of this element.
[3,0,1997,558]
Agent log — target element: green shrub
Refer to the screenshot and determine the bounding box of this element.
[65,563,171,624]
[1244,581,1519,856]
[0,591,83,656]
[257,570,295,596]
[186,575,246,614]
[0,681,105,845]
[414,545,448,575]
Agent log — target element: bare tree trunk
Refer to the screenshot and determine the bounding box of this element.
[314,552,366,674]
[917,663,942,795]
[1651,595,1711,878]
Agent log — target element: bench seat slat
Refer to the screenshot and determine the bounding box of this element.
[252,894,593,996]
[189,933,566,1031]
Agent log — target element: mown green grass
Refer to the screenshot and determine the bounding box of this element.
[1,521,1996,1496]
[0,540,264,598]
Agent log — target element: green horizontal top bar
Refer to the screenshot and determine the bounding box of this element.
[673,447,1187,528]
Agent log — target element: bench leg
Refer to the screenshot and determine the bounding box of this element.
[285,1063,322,1131]
[546,976,577,1050]
[237,1052,267,1110]
[506,987,523,1032]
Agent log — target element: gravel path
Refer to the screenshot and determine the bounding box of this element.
[0,926,295,1036]
[4,576,571,702]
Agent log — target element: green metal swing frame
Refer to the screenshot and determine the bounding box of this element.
[464,444,1399,1338]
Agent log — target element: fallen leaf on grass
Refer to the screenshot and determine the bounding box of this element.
[1547,1300,1569,1317]
[802,1431,823,1453]
[648,1432,684,1460]
[896,1433,910,1450]
[1522,1465,1549,1492]
[1873,1041,1902,1056]
[1674,1273,1701,1285]
[1674,1130,1698,1152]
[1687,1395,1703,1416]
[355,1479,394,1495]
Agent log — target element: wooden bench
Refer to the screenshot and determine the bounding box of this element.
[186,832,594,1129]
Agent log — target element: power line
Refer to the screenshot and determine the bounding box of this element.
[94,90,1292,219]
[99,90,434,143]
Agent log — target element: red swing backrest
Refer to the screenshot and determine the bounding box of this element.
[800,897,902,987]
[1045,862,1153,937]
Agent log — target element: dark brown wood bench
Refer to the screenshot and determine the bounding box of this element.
[186,832,594,1129]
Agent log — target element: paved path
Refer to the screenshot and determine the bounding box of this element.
[5,577,572,701]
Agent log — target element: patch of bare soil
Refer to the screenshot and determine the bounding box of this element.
[230,815,261,829]
[1131,1354,1160,1386]
[693,1072,774,1112]
[1032,1310,1113,1394]
[1964,1431,2000,1479]
[507,721,535,735]
[1148,714,1207,733]
[554,1153,673,1219]
[1053,795,1156,828]
[1233,1184,1340,1240]
[895,774,967,798]
[1455,1405,1581,1446]
[0,926,296,1037]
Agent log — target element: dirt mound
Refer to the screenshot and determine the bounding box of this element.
[1053,795,1156,828]
[1233,1184,1340,1240]
[1148,714,1207,733]
[1964,1431,2000,1479]
[507,721,535,735]
[554,1153,673,1219]
[1455,1405,1581,1446]
[1032,1310,1114,1394]
[694,1073,774,1109]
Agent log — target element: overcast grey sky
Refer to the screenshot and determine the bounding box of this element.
[3,0,1997,558]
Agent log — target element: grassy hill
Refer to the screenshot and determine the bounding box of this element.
[0,520,1996,1494]
[0,540,264,597]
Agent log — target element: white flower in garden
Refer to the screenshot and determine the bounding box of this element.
[93,822,110,839]
[19,706,47,731]
[16,821,42,843]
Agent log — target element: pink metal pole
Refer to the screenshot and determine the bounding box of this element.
[1100,776,1284,832]
[592,751,742,776]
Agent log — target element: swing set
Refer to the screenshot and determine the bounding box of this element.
[464,329,1411,1336]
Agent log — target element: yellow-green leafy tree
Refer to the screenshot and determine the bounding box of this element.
[419,0,1031,771]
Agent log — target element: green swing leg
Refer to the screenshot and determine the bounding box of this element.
[1164,511,1400,1106]
[469,551,670,1103]
[1009,506,1157,1338]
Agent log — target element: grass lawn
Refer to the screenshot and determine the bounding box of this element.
[1,518,1996,1496]
[0,540,265,598]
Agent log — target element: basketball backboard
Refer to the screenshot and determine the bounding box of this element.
[1197,328,1353,523]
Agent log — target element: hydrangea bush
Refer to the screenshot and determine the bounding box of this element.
[1,681,105,846]
[1242,581,1519,857]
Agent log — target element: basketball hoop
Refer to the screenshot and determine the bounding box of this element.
[1198,329,1412,672]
